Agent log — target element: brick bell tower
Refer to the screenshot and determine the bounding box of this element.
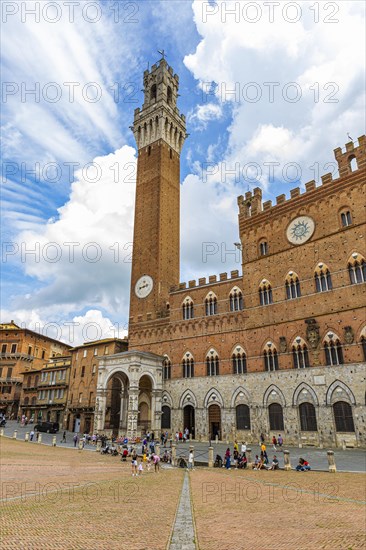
[129,57,186,328]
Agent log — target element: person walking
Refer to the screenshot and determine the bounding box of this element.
[61,431,67,443]
[225,448,231,469]
[29,430,35,441]
[73,433,78,447]
[153,453,160,472]
[272,435,277,451]
[131,449,138,476]
[278,434,283,448]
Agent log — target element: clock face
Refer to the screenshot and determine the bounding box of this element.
[135,275,153,298]
[286,216,315,245]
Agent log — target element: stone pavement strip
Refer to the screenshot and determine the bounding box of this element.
[169,472,196,550]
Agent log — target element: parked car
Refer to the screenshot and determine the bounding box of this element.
[34,422,59,433]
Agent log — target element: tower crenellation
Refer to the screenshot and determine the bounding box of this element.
[132,58,186,153]
[238,134,365,221]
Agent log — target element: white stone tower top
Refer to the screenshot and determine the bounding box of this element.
[132,57,186,154]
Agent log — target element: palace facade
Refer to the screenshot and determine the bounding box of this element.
[95,57,366,448]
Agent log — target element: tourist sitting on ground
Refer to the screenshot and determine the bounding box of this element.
[254,455,265,470]
[296,458,311,471]
[266,455,279,470]
[214,454,223,468]
[238,453,247,469]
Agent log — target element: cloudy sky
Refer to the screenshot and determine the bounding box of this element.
[1,0,365,344]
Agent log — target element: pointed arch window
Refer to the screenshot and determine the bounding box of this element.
[229,287,243,311]
[163,357,171,380]
[340,210,352,227]
[324,333,344,366]
[292,338,309,368]
[161,405,171,429]
[299,402,317,431]
[150,84,157,101]
[167,86,172,104]
[259,241,268,256]
[268,403,284,431]
[182,353,194,378]
[285,272,301,299]
[182,298,194,320]
[333,401,355,432]
[236,404,251,430]
[206,350,219,376]
[315,263,332,292]
[348,254,366,284]
[259,280,273,305]
[263,342,279,371]
[205,294,218,316]
[361,328,366,361]
[232,346,247,374]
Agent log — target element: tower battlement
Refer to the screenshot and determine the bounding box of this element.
[237,135,366,220]
[132,58,187,154]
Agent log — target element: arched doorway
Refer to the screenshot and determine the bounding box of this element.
[139,402,149,433]
[105,372,129,435]
[208,404,221,440]
[183,405,195,438]
[161,406,171,430]
[138,375,152,435]
[109,377,122,431]
[73,414,81,433]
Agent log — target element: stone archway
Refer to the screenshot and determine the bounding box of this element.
[138,375,152,434]
[96,350,164,439]
[104,372,129,435]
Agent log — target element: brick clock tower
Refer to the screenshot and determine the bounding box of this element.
[129,58,186,331]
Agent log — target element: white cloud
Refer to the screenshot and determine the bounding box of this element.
[7,145,136,319]
[185,0,365,193]
[0,307,127,346]
[188,102,223,129]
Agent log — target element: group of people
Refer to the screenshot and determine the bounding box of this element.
[216,434,311,472]
[18,414,34,426]
[130,448,161,476]
[175,427,190,443]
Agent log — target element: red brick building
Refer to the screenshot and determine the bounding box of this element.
[94,59,366,446]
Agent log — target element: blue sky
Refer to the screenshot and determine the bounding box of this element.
[1,0,365,344]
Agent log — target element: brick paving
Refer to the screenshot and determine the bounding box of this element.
[189,467,366,550]
[1,438,366,549]
[0,438,184,549]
